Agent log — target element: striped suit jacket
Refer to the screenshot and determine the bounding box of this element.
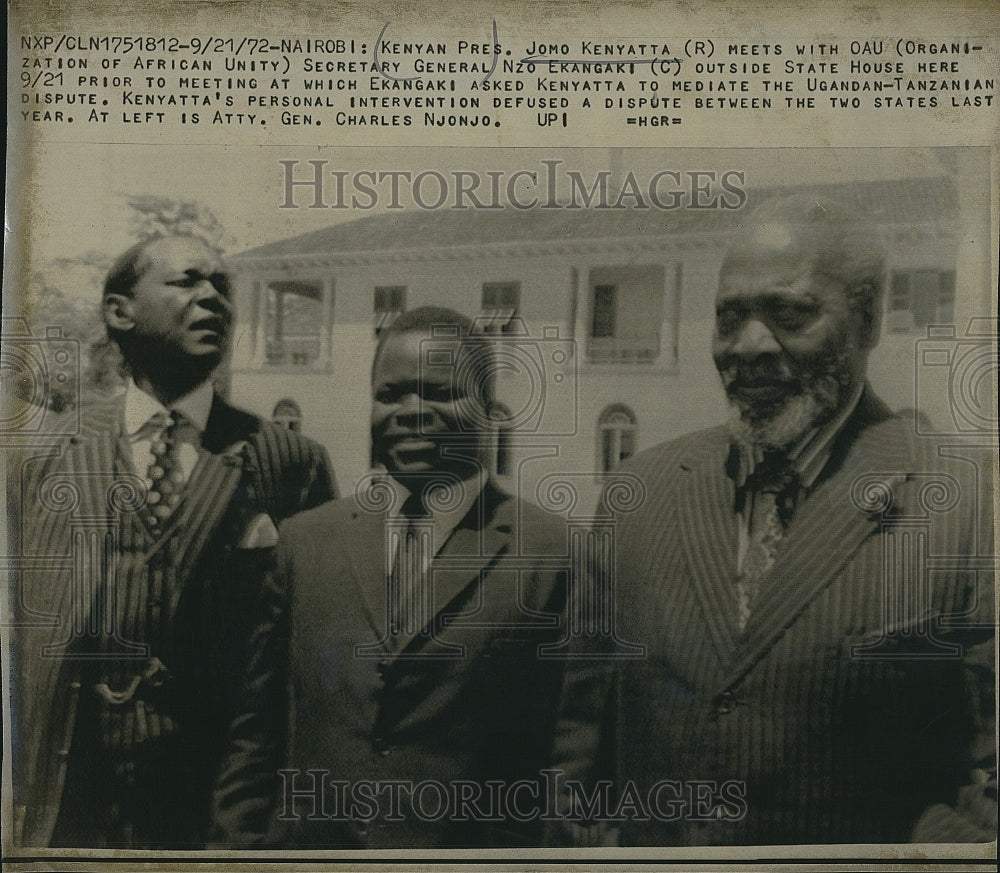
[5,393,337,846]
[551,387,996,845]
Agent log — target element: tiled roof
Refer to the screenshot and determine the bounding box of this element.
[235,176,956,260]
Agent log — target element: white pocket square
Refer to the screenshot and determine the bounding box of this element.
[238,513,280,549]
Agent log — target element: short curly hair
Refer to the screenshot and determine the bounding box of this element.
[372,305,495,408]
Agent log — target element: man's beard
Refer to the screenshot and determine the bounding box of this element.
[719,349,856,452]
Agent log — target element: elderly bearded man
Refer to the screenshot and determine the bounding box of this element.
[550,197,996,846]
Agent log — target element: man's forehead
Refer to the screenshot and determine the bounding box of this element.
[722,234,811,270]
[387,330,466,355]
[375,331,474,378]
[143,237,220,273]
[721,219,848,271]
[719,254,809,290]
[718,231,827,293]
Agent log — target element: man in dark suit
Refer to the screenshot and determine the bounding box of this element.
[7,235,337,848]
[551,197,996,845]
[211,306,570,848]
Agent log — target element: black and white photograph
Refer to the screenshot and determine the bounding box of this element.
[3,2,998,870]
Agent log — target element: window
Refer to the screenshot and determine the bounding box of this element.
[490,403,513,477]
[591,285,617,338]
[887,270,956,331]
[481,282,521,335]
[272,398,303,432]
[266,281,322,365]
[374,286,407,336]
[586,266,664,364]
[598,404,637,472]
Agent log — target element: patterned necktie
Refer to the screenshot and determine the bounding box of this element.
[735,454,798,633]
[391,493,433,638]
[146,410,184,528]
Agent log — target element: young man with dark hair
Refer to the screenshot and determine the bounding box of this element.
[212,306,571,848]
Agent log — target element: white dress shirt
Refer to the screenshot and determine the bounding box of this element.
[383,469,485,573]
[123,380,214,489]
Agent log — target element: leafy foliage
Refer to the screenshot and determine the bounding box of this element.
[17,196,232,411]
[124,195,234,254]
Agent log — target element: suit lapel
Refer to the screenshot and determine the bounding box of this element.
[157,448,245,558]
[722,389,912,689]
[345,506,398,648]
[677,434,741,663]
[156,396,252,607]
[421,493,509,625]
[34,400,126,633]
[67,397,128,520]
[357,481,511,660]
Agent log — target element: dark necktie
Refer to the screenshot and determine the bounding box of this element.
[146,410,184,528]
[736,453,798,633]
[392,493,433,638]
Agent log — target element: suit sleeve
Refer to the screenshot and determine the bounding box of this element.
[2,446,28,842]
[208,527,294,846]
[911,485,996,843]
[3,443,64,845]
[911,607,996,841]
[305,440,338,507]
[258,426,337,520]
[546,649,620,847]
[545,493,622,847]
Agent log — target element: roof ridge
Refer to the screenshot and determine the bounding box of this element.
[234,175,956,260]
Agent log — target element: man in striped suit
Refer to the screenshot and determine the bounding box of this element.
[552,197,995,845]
[7,235,337,847]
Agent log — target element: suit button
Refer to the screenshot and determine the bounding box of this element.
[69,681,81,691]
[57,749,70,759]
[373,736,391,756]
[713,692,737,715]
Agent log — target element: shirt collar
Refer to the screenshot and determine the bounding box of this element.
[123,379,214,437]
[386,469,485,530]
[787,382,864,490]
[728,382,865,492]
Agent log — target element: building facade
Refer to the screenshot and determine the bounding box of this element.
[229,176,980,508]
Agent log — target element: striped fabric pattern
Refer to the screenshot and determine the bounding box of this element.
[552,387,995,845]
[6,394,336,847]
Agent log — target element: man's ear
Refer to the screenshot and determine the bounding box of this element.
[857,283,883,351]
[102,294,136,332]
